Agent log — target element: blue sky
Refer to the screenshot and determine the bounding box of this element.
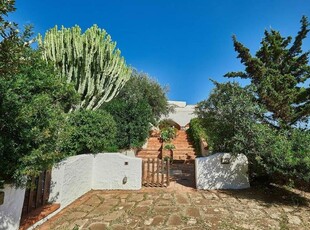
[10,0,310,104]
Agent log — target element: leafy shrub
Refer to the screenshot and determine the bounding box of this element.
[163,143,175,150]
[196,81,310,183]
[103,99,152,149]
[0,50,79,184]
[59,110,117,155]
[187,118,210,155]
[116,70,170,124]
[160,127,177,142]
[159,119,180,130]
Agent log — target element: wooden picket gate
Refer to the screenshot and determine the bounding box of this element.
[21,170,52,217]
[142,158,170,187]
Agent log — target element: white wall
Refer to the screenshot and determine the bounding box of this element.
[195,153,250,190]
[0,184,25,230]
[161,101,196,127]
[49,153,141,211]
[92,153,142,190]
[49,155,93,208]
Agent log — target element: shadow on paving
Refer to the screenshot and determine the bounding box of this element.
[169,162,196,189]
[219,183,310,207]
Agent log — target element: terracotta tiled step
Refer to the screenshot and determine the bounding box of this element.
[136,150,161,159]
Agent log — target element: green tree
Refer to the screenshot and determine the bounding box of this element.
[59,110,117,155]
[117,70,170,123]
[196,81,310,183]
[102,70,169,149]
[225,16,310,128]
[0,2,78,185]
[103,98,152,149]
[38,25,132,111]
[0,50,78,185]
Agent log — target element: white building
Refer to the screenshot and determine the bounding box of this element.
[161,101,196,129]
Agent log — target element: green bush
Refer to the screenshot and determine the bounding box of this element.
[59,110,117,155]
[196,81,310,183]
[187,118,210,155]
[158,119,180,130]
[103,99,152,149]
[160,127,177,142]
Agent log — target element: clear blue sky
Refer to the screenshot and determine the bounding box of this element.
[10,0,310,104]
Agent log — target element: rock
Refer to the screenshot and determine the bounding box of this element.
[288,215,302,225]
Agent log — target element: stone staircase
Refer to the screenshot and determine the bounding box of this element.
[136,130,196,161]
[171,130,196,161]
[136,135,162,159]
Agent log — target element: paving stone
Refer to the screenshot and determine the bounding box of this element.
[144,217,153,225]
[111,224,127,230]
[132,206,150,217]
[153,206,179,215]
[176,194,189,204]
[128,193,145,202]
[68,219,89,229]
[185,207,200,218]
[201,192,220,200]
[287,214,302,225]
[89,222,108,230]
[87,204,115,217]
[186,218,197,225]
[102,210,125,221]
[162,193,174,199]
[154,198,174,206]
[150,215,165,226]
[74,204,96,212]
[65,211,87,220]
[137,200,153,207]
[167,214,183,226]
[88,195,103,205]
[117,202,135,211]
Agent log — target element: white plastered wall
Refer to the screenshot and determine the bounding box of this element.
[0,185,25,230]
[49,153,141,211]
[49,154,93,208]
[92,153,142,190]
[195,153,250,190]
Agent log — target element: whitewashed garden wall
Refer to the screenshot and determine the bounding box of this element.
[0,185,25,230]
[49,153,142,209]
[195,153,250,190]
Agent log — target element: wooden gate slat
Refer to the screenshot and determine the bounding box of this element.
[142,158,170,188]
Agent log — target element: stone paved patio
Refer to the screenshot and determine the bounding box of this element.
[36,183,310,230]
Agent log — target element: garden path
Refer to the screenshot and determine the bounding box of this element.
[36,184,310,230]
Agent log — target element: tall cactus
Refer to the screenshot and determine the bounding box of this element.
[37,25,131,111]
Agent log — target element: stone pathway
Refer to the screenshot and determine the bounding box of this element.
[36,185,310,230]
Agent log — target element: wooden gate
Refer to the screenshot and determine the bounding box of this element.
[142,158,170,187]
[21,170,51,217]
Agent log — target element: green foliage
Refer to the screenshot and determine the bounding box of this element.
[160,127,177,142]
[117,70,170,123]
[163,143,175,150]
[103,99,152,149]
[38,25,132,111]
[225,16,310,128]
[58,110,117,155]
[187,118,210,154]
[196,81,310,183]
[196,81,263,153]
[0,2,80,185]
[0,49,78,184]
[102,70,169,149]
[158,119,180,130]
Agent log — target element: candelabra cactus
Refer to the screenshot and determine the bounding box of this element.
[38,25,131,111]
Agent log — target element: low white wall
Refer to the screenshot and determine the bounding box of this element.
[0,184,25,230]
[195,153,250,190]
[49,154,93,208]
[49,153,141,211]
[92,153,142,190]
